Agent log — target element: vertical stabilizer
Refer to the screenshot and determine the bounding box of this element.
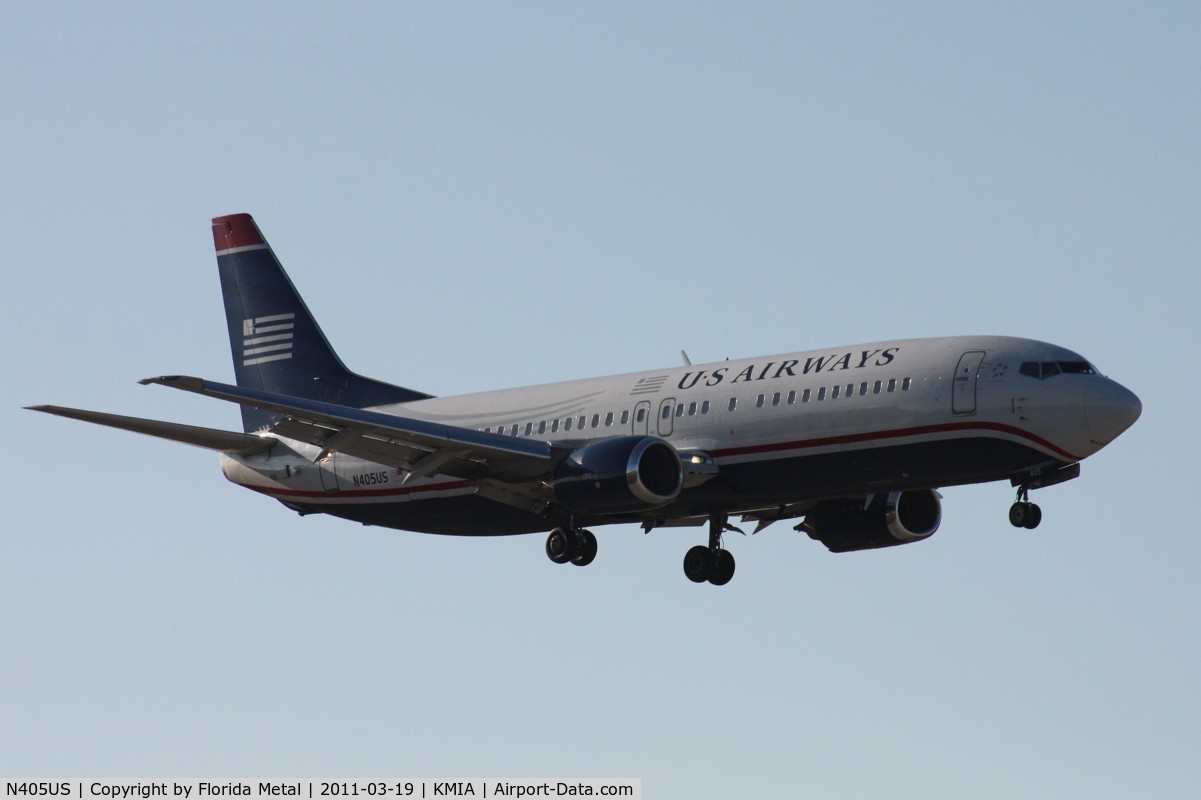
[212,213,430,432]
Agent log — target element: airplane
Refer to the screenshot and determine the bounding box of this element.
[27,213,1142,585]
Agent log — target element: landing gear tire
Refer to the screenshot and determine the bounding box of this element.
[683,545,712,583]
[1009,502,1042,530]
[684,512,739,586]
[708,548,736,586]
[571,529,597,567]
[546,527,573,564]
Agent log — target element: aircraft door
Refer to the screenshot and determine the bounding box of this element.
[953,351,986,415]
[633,400,651,435]
[658,397,676,437]
[318,452,342,493]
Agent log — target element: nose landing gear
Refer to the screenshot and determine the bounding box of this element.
[1007,462,1080,530]
[1009,486,1042,529]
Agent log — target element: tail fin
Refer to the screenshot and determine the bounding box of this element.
[212,213,431,432]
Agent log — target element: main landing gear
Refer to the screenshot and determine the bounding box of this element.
[1008,485,1042,530]
[545,526,597,567]
[682,514,737,586]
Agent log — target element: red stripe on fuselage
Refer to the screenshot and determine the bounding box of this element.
[712,421,1080,462]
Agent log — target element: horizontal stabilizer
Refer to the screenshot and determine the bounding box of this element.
[25,405,274,454]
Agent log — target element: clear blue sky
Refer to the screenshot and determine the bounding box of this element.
[3,3,1198,797]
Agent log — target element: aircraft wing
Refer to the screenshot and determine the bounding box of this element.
[25,404,275,454]
[139,375,558,483]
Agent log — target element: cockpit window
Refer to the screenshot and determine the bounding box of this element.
[1020,360,1098,379]
[1059,360,1096,374]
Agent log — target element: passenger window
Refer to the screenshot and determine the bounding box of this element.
[756,394,765,408]
[565,418,573,431]
[860,382,869,396]
[578,416,586,429]
[661,406,671,420]
[538,421,546,434]
[591,414,600,428]
[551,419,559,432]
[636,408,646,423]
[902,377,912,391]
[623,410,631,424]
[845,384,854,397]
[873,380,881,395]
[772,392,781,407]
[676,404,684,417]
[701,400,710,414]
[510,425,517,436]
[802,388,811,403]
[832,385,840,399]
[887,378,897,392]
[787,390,796,404]
[605,412,614,426]
[525,422,533,436]
[688,402,697,416]
[728,398,737,411]
[818,387,826,401]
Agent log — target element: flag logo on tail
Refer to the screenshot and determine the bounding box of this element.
[242,313,295,366]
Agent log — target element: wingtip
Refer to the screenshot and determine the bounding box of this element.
[139,375,205,391]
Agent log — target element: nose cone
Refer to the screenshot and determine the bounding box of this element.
[1085,379,1142,445]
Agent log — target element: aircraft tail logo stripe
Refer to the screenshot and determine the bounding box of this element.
[242,313,295,366]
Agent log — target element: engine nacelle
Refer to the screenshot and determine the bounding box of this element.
[804,489,942,553]
[552,436,684,515]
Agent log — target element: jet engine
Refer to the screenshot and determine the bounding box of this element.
[552,435,684,515]
[802,489,942,553]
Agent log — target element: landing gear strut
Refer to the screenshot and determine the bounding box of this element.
[545,526,597,567]
[683,514,737,586]
[1008,486,1042,529]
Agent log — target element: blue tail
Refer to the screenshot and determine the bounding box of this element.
[212,213,431,432]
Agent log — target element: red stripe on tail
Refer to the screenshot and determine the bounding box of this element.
[212,213,265,251]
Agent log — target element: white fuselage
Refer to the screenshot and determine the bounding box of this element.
[219,334,1140,536]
